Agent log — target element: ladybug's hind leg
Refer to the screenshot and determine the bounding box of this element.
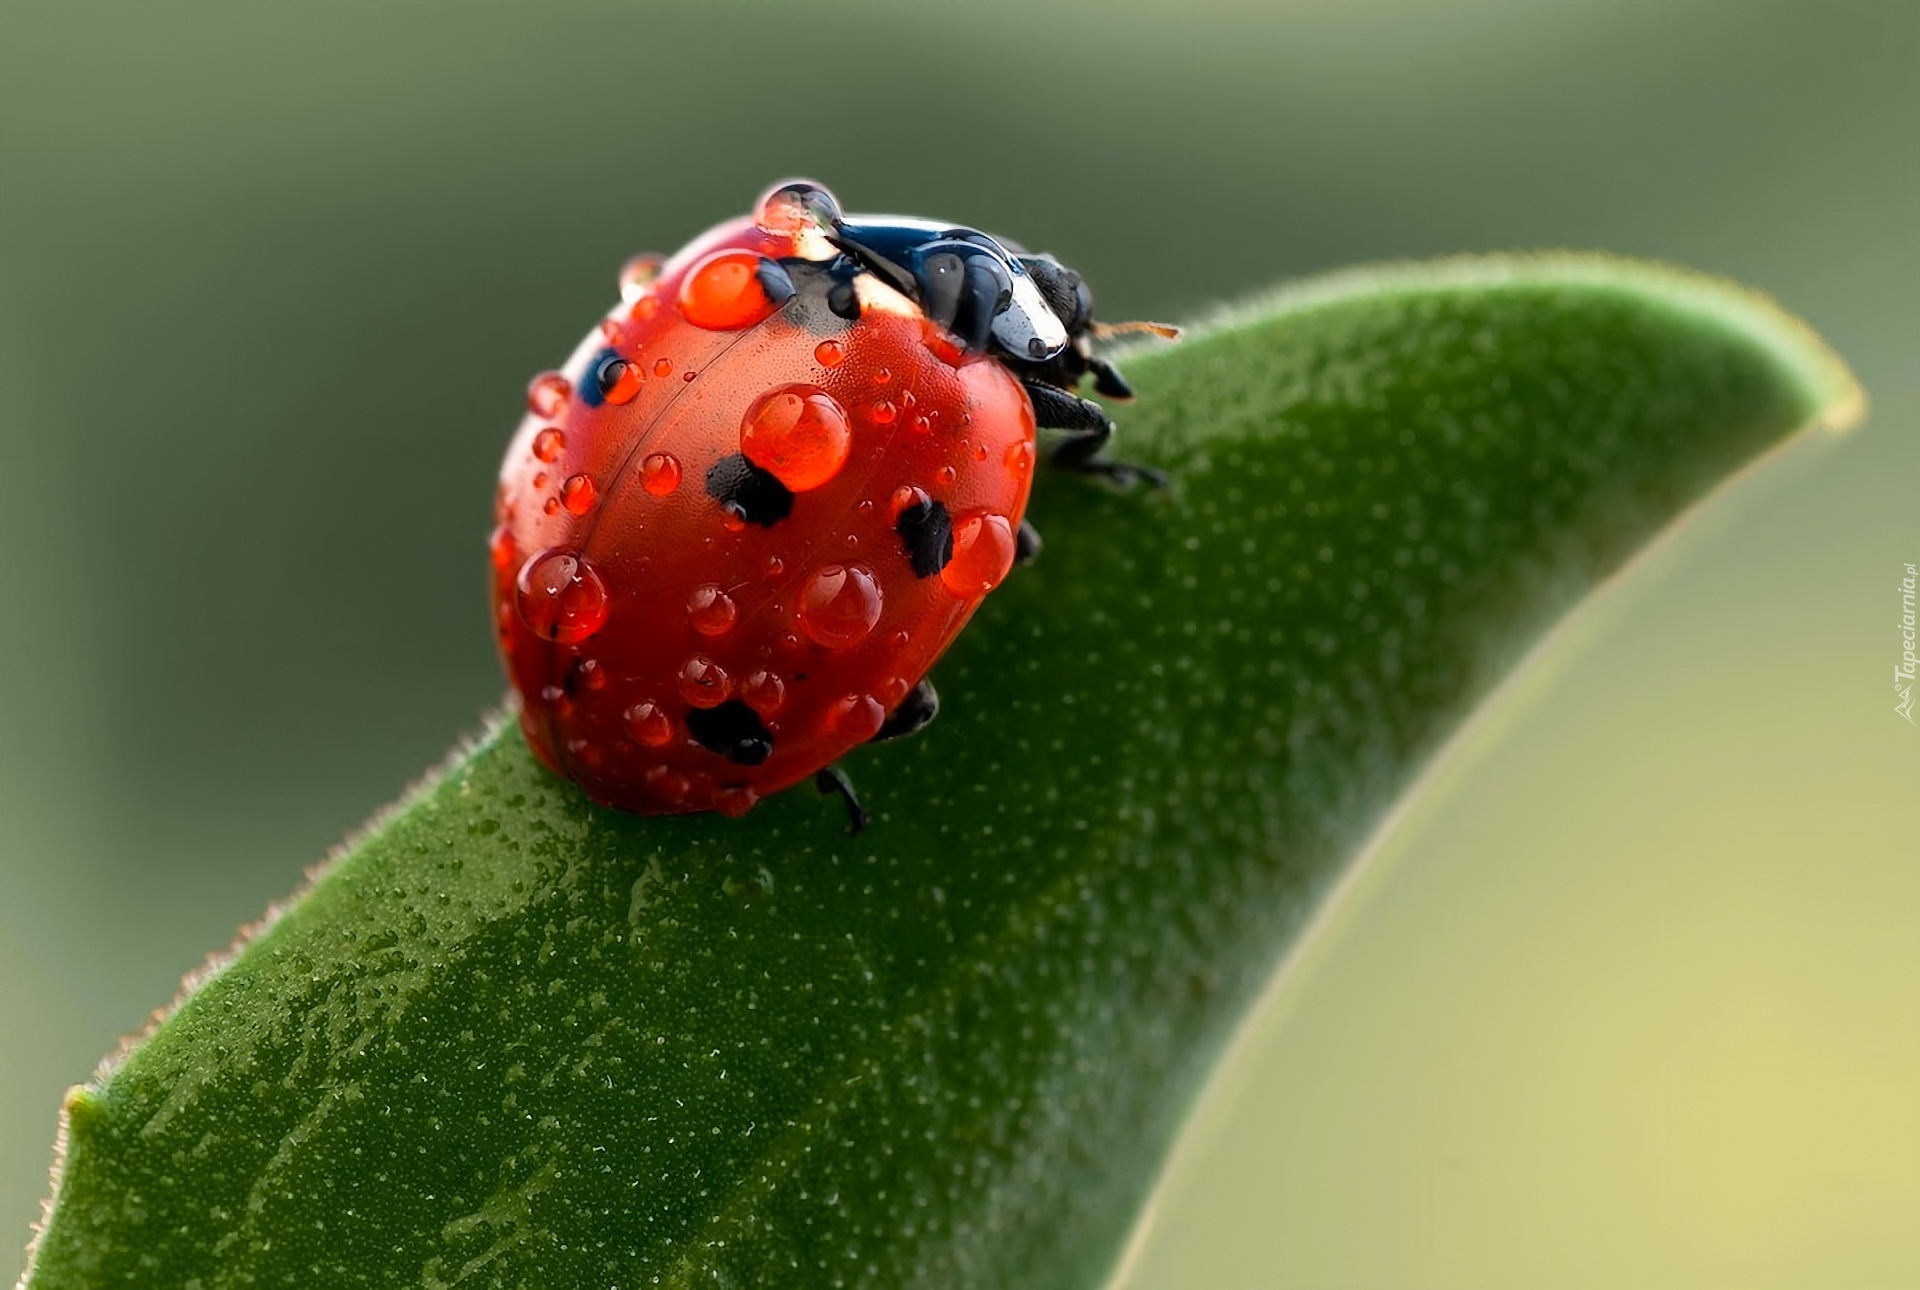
[815,766,870,836]
[1022,380,1168,490]
[812,680,942,835]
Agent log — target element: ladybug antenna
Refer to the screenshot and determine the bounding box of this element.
[1089,320,1182,341]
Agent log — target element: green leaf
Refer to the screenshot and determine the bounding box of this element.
[19,255,1859,1290]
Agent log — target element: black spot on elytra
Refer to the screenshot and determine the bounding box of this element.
[895,496,953,577]
[705,453,793,526]
[686,700,773,765]
[579,346,622,408]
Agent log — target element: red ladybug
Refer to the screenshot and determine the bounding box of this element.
[490,181,1165,830]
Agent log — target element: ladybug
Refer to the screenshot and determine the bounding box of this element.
[490,181,1168,831]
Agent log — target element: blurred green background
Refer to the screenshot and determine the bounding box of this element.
[1,1,1913,1285]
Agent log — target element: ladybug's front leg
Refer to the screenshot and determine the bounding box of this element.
[1022,380,1168,490]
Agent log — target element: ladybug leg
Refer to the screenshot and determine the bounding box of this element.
[1023,380,1168,490]
[869,679,939,744]
[1015,519,1043,567]
[814,766,871,835]
[1086,354,1134,400]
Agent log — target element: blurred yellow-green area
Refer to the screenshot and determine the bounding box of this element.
[1,2,1913,1285]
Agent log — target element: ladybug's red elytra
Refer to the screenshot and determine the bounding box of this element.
[491,181,1168,831]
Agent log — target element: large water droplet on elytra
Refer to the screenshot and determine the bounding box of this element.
[527,371,571,418]
[687,584,738,636]
[680,250,782,330]
[515,549,609,643]
[814,339,845,368]
[741,385,851,492]
[754,180,840,237]
[796,564,882,649]
[640,452,682,496]
[941,513,1016,598]
[532,427,565,463]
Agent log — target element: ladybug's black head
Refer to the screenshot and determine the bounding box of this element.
[1014,254,1096,341]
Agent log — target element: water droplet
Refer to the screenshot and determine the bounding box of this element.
[763,554,785,582]
[940,513,1016,598]
[488,524,516,576]
[645,764,691,803]
[937,465,958,485]
[533,471,550,490]
[889,485,929,521]
[543,496,561,516]
[870,400,897,426]
[682,369,697,383]
[561,473,597,516]
[688,584,738,636]
[922,321,966,367]
[532,427,565,462]
[629,295,661,323]
[715,785,759,818]
[680,250,782,330]
[678,654,733,707]
[571,657,607,692]
[595,354,644,405]
[527,371,571,418]
[872,367,893,385]
[599,316,626,344]
[829,694,885,740]
[1005,439,1034,480]
[618,252,664,300]
[741,669,786,715]
[755,180,839,236]
[740,385,852,492]
[515,549,609,643]
[814,339,845,368]
[796,564,883,649]
[653,357,674,379]
[625,701,675,748]
[857,499,875,515]
[972,441,989,462]
[640,452,681,496]
[911,415,933,435]
[880,676,910,704]
[889,629,911,648]
[720,508,747,533]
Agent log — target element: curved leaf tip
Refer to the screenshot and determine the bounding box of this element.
[19,254,1859,1290]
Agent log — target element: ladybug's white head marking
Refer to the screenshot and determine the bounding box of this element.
[994,268,1070,361]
